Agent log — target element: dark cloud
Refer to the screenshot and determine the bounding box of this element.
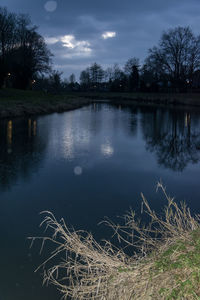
[2,0,200,78]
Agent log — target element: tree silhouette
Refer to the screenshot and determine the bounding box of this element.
[124,58,140,91]
[0,7,16,87]
[0,7,52,89]
[141,109,200,171]
[145,27,200,91]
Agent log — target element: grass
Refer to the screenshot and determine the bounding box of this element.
[0,88,90,118]
[30,183,200,299]
[1,88,200,118]
[152,233,200,299]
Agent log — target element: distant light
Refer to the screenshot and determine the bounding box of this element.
[32,80,36,84]
[8,73,11,76]
[74,166,82,175]
[44,1,57,12]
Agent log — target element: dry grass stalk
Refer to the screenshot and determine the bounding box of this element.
[30,182,200,299]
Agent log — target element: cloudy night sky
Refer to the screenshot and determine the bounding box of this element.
[2,0,200,79]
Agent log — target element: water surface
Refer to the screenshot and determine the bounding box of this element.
[1,103,200,299]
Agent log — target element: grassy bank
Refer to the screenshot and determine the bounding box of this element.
[0,89,90,118]
[2,89,200,119]
[76,91,200,108]
[32,183,200,300]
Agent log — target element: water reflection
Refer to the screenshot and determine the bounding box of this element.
[7,120,12,153]
[140,107,200,171]
[28,119,32,138]
[62,114,75,160]
[57,104,200,171]
[0,118,48,190]
[101,140,114,158]
[33,120,37,136]
[0,105,199,192]
[0,104,200,300]
[185,113,191,128]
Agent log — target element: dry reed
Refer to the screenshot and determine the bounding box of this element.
[29,182,200,299]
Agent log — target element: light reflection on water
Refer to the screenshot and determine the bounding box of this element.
[101,140,114,158]
[0,103,200,299]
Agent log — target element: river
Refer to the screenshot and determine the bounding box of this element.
[1,103,200,299]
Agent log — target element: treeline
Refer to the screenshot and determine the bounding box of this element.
[35,26,200,93]
[0,7,51,89]
[81,26,200,93]
[34,58,163,94]
[2,5,200,93]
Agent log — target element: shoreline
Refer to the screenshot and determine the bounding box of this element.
[0,100,90,119]
[1,89,200,119]
[36,185,200,300]
[0,89,90,119]
[77,91,200,109]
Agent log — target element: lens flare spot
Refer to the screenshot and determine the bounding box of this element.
[74,166,82,176]
[44,1,57,12]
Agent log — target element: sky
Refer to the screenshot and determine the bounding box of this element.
[2,0,200,80]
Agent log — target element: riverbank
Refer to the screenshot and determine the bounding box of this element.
[0,89,90,118]
[1,89,200,119]
[34,184,200,300]
[77,91,200,108]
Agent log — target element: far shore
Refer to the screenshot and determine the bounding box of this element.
[78,91,200,109]
[1,89,200,119]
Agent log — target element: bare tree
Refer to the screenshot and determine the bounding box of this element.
[89,62,104,86]
[124,57,139,75]
[80,68,91,90]
[146,26,200,91]
[124,58,140,91]
[0,7,16,87]
[11,14,52,89]
[0,7,52,89]
[69,73,76,84]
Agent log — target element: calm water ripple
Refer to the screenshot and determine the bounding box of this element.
[0,103,200,299]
